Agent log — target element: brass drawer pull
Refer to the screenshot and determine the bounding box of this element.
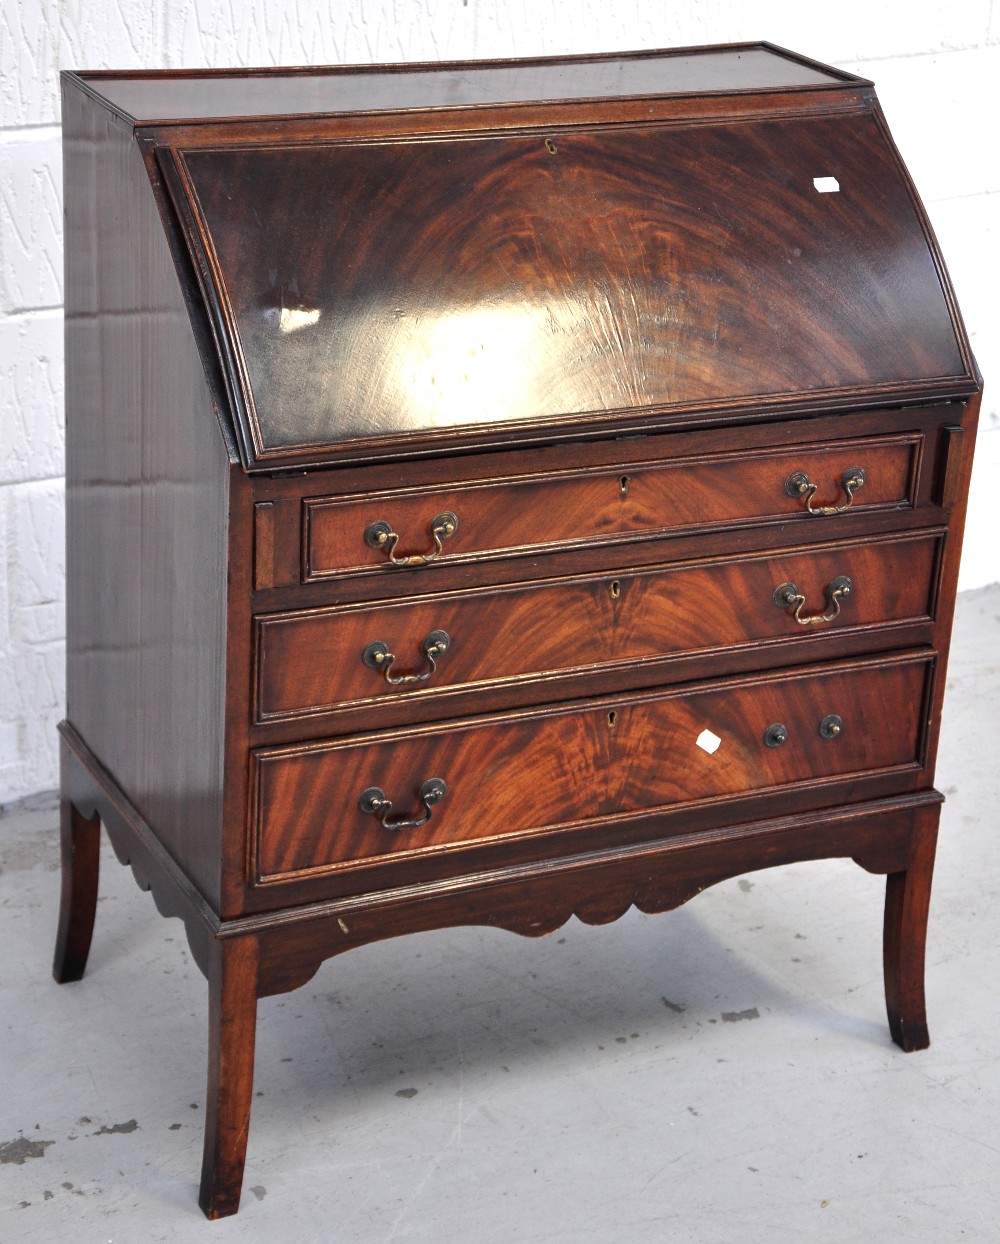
[773,575,853,626]
[764,722,788,748]
[358,778,448,831]
[785,466,866,515]
[361,629,451,686]
[819,714,843,739]
[364,511,458,566]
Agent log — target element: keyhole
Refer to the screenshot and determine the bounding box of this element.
[545,138,558,155]
[620,475,630,497]
[610,579,621,600]
[607,710,617,728]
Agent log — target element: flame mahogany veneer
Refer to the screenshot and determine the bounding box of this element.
[56,44,981,1217]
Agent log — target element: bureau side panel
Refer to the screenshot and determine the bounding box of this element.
[62,81,230,908]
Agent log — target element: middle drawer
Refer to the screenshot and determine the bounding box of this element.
[255,530,941,724]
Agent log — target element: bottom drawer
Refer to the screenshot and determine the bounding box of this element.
[251,653,931,884]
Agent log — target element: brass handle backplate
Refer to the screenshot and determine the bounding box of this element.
[773,575,853,626]
[364,511,458,567]
[785,467,866,516]
[361,630,451,686]
[358,778,448,831]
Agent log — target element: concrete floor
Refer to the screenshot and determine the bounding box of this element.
[2,586,999,1243]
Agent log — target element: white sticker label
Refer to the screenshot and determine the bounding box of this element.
[696,728,722,755]
[813,176,840,193]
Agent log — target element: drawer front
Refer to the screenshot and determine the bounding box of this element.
[252,654,931,883]
[256,531,940,722]
[303,433,918,580]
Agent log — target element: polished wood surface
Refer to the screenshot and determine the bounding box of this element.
[258,531,940,722]
[52,738,101,984]
[248,792,942,995]
[165,110,968,462]
[74,44,854,125]
[56,47,981,1216]
[883,805,939,1052]
[253,653,930,880]
[199,936,259,1219]
[62,83,237,910]
[303,431,917,579]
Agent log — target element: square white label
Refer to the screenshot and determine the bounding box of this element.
[696,728,722,755]
[813,176,840,193]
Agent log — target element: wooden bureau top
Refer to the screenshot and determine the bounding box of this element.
[68,44,857,125]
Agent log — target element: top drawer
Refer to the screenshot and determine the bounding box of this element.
[298,431,918,583]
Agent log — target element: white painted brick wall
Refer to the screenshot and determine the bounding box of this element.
[2,2,998,801]
[1,479,64,797]
[0,0,59,127]
[0,131,63,311]
[1,312,64,484]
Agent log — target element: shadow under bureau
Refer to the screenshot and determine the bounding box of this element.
[56,43,981,1217]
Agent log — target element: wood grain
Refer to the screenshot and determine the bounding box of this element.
[304,432,918,579]
[62,83,233,908]
[72,44,853,126]
[258,530,940,721]
[199,936,259,1219]
[168,110,968,463]
[884,803,939,1051]
[52,736,102,984]
[252,653,932,881]
[251,792,940,996]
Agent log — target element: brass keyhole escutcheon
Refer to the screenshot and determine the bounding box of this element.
[545,138,558,155]
[608,710,617,728]
[619,475,630,497]
[610,579,621,600]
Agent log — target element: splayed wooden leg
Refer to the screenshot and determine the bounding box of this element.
[199,934,260,1219]
[52,759,101,984]
[883,806,939,1052]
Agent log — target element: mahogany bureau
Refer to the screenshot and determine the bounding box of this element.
[56,44,981,1217]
